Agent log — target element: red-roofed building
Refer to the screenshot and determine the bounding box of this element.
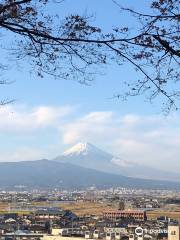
[103,210,146,221]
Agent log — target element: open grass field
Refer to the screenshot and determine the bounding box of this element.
[31,201,115,216]
[0,201,115,216]
[58,201,114,216]
[29,200,116,216]
[0,202,31,215]
[1,200,180,219]
[147,210,180,220]
[0,202,9,211]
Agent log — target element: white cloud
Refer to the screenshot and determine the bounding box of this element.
[60,112,180,172]
[120,114,141,126]
[60,111,116,144]
[0,148,45,162]
[0,104,73,133]
[0,104,180,172]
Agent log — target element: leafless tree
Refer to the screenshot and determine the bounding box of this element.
[0,0,179,111]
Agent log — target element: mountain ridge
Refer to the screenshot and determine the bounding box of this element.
[0,142,179,189]
[54,142,180,182]
[0,159,179,190]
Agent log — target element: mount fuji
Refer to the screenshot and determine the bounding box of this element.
[54,142,180,182]
[0,142,179,189]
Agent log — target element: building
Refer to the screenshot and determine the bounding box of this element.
[1,230,43,240]
[103,210,146,222]
[42,236,84,240]
[34,208,65,220]
[168,225,180,240]
[118,202,125,211]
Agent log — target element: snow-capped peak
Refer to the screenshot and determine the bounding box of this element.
[62,142,108,157]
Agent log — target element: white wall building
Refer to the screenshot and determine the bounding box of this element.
[168,225,180,240]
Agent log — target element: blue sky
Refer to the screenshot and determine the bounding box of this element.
[0,0,179,173]
[0,0,159,115]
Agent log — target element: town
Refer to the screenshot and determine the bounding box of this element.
[0,187,180,240]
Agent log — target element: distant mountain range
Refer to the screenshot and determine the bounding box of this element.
[0,159,179,190]
[54,142,180,182]
[0,142,179,190]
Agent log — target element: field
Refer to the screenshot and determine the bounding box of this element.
[0,201,115,216]
[58,201,114,216]
[1,200,180,220]
[32,201,115,216]
[146,204,180,220]
[0,202,9,211]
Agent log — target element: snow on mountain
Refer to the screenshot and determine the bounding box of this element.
[62,142,109,157]
[54,142,180,181]
[54,142,113,172]
[62,142,112,159]
[63,142,90,156]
